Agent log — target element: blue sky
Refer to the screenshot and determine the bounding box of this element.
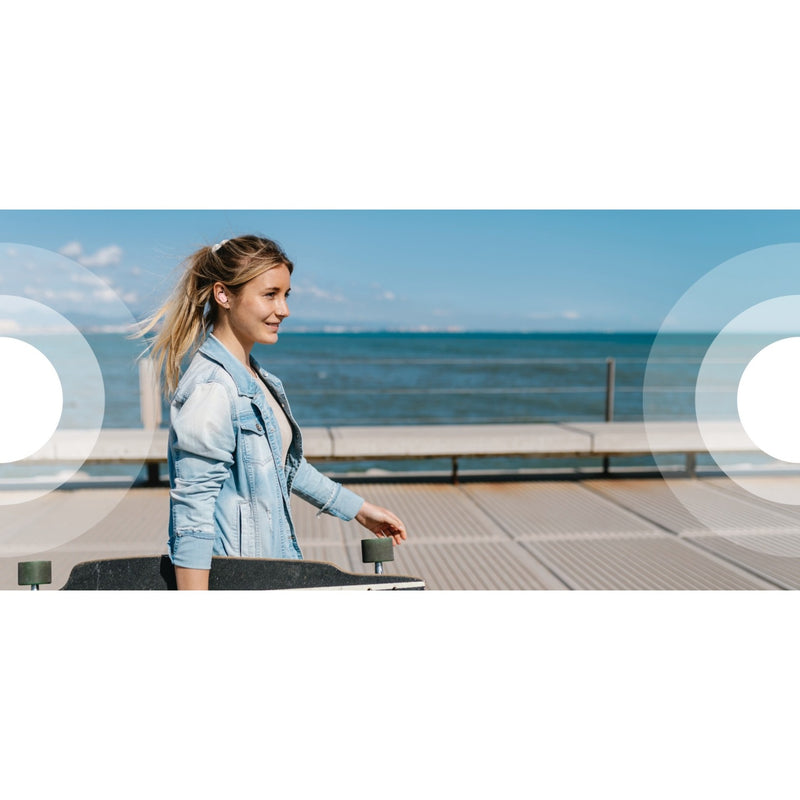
[3,210,800,332]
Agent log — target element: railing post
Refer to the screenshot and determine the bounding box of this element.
[605,358,615,423]
[603,358,615,474]
[139,357,162,429]
[139,358,162,485]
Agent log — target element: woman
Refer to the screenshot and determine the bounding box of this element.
[140,235,407,590]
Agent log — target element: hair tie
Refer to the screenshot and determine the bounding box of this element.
[211,239,229,253]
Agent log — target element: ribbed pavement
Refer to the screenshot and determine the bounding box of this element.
[3,476,800,590]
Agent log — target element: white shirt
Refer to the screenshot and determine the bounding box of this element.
[257,375,293,468]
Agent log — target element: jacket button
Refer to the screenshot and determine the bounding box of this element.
[256,423,263,432]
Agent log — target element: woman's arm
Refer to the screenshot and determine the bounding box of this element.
[291,459,408,545]
[175,567,211,590]
[291,457,366,520]
[170,381,236,589]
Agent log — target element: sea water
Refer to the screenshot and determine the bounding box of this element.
[6,331,722,481]
[91,330,717,426]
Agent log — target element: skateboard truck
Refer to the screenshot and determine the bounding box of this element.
[18,560,52,591]
[361,537,394,575]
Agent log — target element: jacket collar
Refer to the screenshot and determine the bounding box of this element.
[200,333,263,398]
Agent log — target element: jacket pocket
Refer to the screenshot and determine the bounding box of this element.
[238,413,268,465]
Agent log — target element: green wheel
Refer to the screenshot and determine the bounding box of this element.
[18,561,52,587]
[361,537,394,564]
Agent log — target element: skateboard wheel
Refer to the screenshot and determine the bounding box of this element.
[361,537,394,564]
[18,560,52,587]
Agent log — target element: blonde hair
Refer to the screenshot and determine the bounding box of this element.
[137,235,294,396]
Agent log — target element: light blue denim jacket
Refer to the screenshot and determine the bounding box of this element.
[168,334,364,569]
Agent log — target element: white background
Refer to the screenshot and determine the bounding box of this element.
[3,2,799,798]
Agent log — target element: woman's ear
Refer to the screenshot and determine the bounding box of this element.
[212,282,229,308]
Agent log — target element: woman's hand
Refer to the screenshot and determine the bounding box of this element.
[355,501,408,546]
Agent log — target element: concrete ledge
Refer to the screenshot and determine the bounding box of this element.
[564,421,756,456]
[300,427,334,458]
[18,421,761,467]
[25,429,166,463]
[327,423,594,459]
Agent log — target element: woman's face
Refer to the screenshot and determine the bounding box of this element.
[216,265,291,348]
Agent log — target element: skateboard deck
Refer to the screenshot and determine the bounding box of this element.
[59,555,425,591]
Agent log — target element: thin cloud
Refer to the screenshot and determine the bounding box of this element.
[93,287,118,303]
[59,241,83,259]
[80,245,123,268]
[527,310,582,321]
[292,282,346,303]
[58,241,123,268]
[369,281,397,302]
[24,284,125,305]
[69,272,100,285]
[25,286,86,304]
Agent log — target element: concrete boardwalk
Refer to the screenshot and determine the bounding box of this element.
[4,473,800,590]
[19,420,759,477]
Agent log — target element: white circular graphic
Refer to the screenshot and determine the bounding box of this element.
[644,244,800,555]
[0,242,157,559]
[0,294,105,506]
[694,295,800,505]
[737,337,800,464]
[0,337,63,463]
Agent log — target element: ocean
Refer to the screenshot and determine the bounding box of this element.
[83,330,717,426]
[7,331,724,481]
[107,331,723,476]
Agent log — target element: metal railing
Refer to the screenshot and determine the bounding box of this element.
[138,356,709,428]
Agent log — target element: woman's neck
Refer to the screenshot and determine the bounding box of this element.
[211,326,253,372]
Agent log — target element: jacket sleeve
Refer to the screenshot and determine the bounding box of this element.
[169,381,235,569]
[291,457,364,520]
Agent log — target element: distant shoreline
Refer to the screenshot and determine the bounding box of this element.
[78,328,710,337]
[10,327,762,337]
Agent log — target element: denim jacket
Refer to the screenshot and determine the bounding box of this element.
[168,334,364,569]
